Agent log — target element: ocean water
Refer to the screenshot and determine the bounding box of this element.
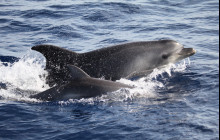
[0,0,219,140]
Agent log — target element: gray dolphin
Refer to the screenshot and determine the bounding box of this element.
[30,65,132,101]
[32,40,196,86]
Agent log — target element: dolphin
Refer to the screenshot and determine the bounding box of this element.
[30,65,132,101]
[32,40,196,86]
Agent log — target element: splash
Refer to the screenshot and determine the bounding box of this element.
[60,59,190,104]
[0,52,49,102]
[99,59,189,102]
[0,53,190,103]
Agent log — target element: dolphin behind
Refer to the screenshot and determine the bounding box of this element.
[32,40,196,86]
[30,65,132,101]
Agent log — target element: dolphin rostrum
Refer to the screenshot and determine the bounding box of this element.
[32,40,196,86]
[30,65,133,101]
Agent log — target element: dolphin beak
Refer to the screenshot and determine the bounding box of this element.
[178,48,196,57]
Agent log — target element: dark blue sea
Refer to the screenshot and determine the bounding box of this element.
[0,0,219,140]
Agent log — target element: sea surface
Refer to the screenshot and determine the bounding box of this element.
[0,0,219,140]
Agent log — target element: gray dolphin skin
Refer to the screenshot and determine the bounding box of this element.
[30,65,132,101]
[32,40,196,86]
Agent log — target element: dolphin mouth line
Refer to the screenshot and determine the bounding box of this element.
[178,48,196,57]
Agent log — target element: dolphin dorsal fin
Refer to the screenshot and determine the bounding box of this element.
[67,65,90,80]
[31,45,77,67]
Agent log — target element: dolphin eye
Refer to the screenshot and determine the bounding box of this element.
[162,54,169,59]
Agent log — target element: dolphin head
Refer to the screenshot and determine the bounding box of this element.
[157,40,196,65]
[138,40,196,69]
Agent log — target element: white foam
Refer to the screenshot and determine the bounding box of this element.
[0,88,40,102]
[0,52,49,102]
[0,52,49,91]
